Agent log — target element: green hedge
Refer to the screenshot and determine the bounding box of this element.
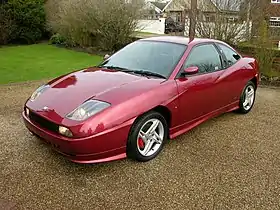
[234,43,280,77]
[0,0,46,45]
[235,44,280,63]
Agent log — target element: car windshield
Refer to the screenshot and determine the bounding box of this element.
[100,40,187,78]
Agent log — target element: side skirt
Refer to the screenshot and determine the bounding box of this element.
[169,101,239,139]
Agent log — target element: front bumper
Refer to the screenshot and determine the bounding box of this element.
[22,111,131,163]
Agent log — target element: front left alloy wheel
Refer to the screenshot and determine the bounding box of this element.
[127,111,168,162]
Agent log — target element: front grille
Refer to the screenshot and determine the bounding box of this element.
[29,111,59,134]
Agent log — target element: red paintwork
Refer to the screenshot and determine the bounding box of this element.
[22,36,259,164]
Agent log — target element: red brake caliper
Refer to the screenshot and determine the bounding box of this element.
[138,137,145,149]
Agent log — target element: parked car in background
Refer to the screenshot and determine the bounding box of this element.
[22,36,259,164]
[165,17,184,34]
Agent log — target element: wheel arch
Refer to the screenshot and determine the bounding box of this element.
[152,105,172,128]
[129,105,172,138]
[148,105,172,139]
[250,76,258,90]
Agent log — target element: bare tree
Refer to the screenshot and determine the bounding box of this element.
[243,0,280,79]
[248,0,280,40]
[194,0,249,44]
[166,0,249,43]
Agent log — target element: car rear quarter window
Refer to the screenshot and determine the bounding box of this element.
[217,44,241,67]
[183,44,222,74]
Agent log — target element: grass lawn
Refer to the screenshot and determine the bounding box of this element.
[0,43,102,84]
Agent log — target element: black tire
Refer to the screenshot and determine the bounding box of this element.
[126,111,168,162]
[237,81,256,114]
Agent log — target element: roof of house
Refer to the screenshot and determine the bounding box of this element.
[149,1,169,11]
[162,0,243,12]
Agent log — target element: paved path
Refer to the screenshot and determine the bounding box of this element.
[0,81,280,210]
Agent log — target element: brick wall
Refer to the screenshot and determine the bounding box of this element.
[268,0,280,16]
[268,0,280,38]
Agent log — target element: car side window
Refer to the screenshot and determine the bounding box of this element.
[218,44,241,67]
[183,44,222,74]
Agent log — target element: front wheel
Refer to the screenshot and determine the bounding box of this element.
[127,111,168,162]
[237,81,256,114]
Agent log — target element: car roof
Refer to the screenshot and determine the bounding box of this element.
[139,36,225,46]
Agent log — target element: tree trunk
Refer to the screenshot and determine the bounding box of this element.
[182,9,186,36]
[189,0,197,41]
[246,0,251,40]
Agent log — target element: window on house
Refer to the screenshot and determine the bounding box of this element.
[204,14,215,22]
[205,16,211,22]
[227,17,235,23]
[176,15,182,23]
[269,17,280,27]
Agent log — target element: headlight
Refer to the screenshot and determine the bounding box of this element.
[30,85,49,101]
[66,99,110,121]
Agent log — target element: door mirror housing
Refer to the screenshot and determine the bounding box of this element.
[103,54,110,60]
[181,66,199,76]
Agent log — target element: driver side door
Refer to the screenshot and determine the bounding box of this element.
[175,43,226,127]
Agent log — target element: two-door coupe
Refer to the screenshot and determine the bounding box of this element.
[22,36,259,164]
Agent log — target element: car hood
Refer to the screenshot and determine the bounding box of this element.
[26,67,165,118]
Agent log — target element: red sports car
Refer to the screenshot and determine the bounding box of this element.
[22,36,259,164]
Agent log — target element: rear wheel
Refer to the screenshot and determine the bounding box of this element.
[237,81,256,114]
[127,111,168,162]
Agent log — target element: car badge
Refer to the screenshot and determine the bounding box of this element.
[43,106,49,111]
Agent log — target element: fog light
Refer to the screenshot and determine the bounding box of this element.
[26,108,30,116]
[58,126,73,137]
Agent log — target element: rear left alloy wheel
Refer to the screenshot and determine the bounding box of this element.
[238,81,256,114]
[127,111,168,162]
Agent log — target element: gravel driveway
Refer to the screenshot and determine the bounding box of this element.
[1,81,280,210]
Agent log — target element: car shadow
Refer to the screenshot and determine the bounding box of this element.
[30,109,254,178]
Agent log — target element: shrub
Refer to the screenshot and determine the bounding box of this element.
[235,44,280,58]
[49,33,66,45]
[234,20,280,78]
[0,4,15,45]
[254,20,277,77]
[1,0,46,44]
[45,0,143,51]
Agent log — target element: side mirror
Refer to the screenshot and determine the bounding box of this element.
[181,66,199,76]
[103,54,110,60]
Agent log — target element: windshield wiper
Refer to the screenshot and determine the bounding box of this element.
[97,65,166,79]
[97,65,131,71]
[131,70,166,79]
